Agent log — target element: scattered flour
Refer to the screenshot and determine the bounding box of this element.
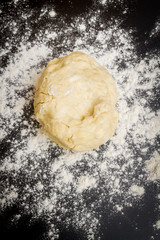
[49,10,56,18]
[36,181,44,191]
[150,18,160,38]
[77,176,97,193]
[0,187,18,207]
[129,185,145,196]
[99,0,107,5]
[0,1,159,240]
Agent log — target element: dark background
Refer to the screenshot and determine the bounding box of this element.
[0,0,160,240]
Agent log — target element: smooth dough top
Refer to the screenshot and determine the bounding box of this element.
[34,51,119,152]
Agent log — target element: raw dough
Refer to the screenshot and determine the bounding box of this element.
[34,52,119,152]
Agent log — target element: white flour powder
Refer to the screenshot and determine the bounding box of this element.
[0,1,160,240]
[129,185,145,196]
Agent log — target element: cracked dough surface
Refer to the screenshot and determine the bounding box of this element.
[34,52,119,152]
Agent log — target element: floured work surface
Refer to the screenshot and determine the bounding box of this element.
[0,1,160,240]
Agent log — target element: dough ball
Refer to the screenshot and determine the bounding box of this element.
[34,52,119,152]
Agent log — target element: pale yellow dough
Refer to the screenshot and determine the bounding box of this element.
[34,52,119,152]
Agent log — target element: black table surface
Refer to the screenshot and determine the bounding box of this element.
[0,1,160,240]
